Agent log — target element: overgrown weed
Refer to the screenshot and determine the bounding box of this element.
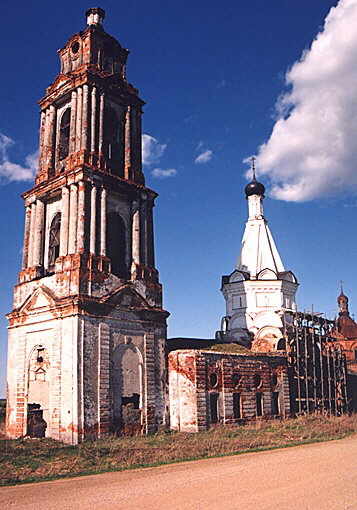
[0,413,356,486]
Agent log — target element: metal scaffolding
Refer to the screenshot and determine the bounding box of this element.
[284,312,348,416]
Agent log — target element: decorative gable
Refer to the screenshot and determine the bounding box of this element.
[104,285,152,310]
[19,286,57,314]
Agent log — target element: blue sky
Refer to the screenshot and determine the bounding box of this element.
[2,0,357,397]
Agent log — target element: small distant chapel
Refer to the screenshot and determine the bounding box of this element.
[6,8,168,443]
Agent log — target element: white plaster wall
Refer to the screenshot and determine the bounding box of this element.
[169,352,198,433]
[5,329,19,436]
[59,315,79,444]
[168,360,180,430]
[25,330,54,433]
[7,309,79,444]
[225,278,297,334]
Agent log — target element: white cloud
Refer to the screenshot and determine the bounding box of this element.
[195,150,213,164]
[142,134,166,166]
[253,0,357,202]
[0,133,37,182]
[151,168,177,178]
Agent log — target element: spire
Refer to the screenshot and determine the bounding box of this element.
[238,167,284,277]
[339,280,345,296]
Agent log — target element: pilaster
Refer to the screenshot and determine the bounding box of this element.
[144,332,156,433]
[59,186,70,256]
[68,184,78,254]
[98,323,110,436]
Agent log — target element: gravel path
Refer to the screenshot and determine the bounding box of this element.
[1,435,357,510]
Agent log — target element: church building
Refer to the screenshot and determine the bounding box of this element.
[6,8,353,442]
[6,8,168,444]
[217,162,298,352]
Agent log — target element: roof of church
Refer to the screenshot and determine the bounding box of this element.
[237,216,285,277]
[244,158,265,198]
[336,314,357,340]
[333,290,357,340]
[245,177,265,198]
[238,163,287,279]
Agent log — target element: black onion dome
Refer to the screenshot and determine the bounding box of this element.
[338,291,348,303]
[245,177,265,198]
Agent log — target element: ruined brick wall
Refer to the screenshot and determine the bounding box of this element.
[80,314,166,439]
[169,350,290,433]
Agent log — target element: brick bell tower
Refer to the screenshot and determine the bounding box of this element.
[6,8,168,444]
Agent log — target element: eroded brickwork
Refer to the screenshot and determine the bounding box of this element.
[169,350,290,432]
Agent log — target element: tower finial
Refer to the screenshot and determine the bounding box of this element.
[251,156,256,180]
[86,7,105,26]
[245,156,265,199]
[338,281,349,315]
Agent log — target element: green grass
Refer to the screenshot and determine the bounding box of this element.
[0,401,5,439]
[1,413,357,487]
[203,343,252,354]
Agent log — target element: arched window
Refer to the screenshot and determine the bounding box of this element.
[103,106,124,175]
[48,213,61,270]
[59,108,71,160]
[276,338,286,351]
[106,212,127,278]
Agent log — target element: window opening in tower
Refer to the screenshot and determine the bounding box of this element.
[106,212,127,278]
[103,106,123,175]
[48,213,61,271]
[59,108,71,161]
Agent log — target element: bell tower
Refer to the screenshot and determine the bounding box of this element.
[6,8,168,444]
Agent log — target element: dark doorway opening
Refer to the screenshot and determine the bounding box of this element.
[210,393,219,424]
[233,393,241,419]
[271,392,280,415]
[27,403,47,438]
[256,393,263,417]
[121,394,141,436]
[121,393,140,409]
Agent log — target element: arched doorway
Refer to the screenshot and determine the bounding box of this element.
[112,343,143,435]
[27,346,50,438]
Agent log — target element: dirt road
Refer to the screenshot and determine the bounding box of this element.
[1,436,357,510]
